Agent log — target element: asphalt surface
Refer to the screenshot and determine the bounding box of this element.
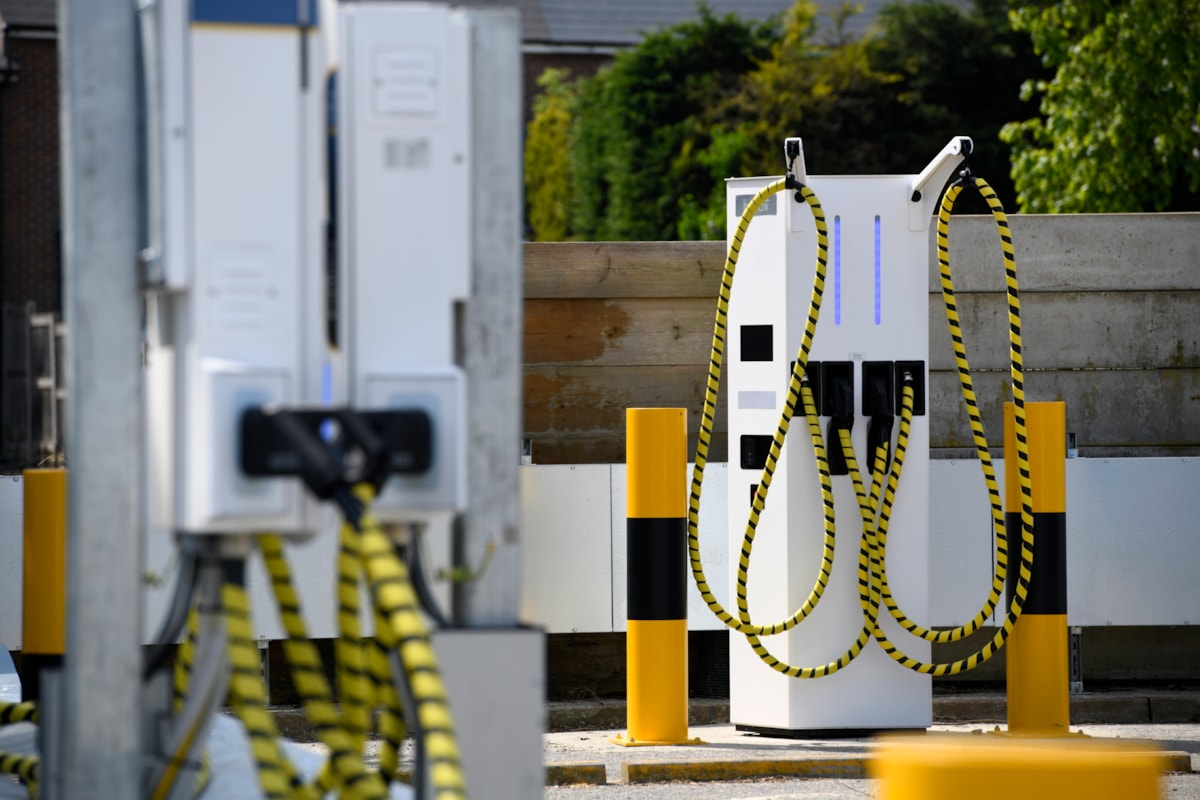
[543,721,1199,794]
[306,694,1200,797]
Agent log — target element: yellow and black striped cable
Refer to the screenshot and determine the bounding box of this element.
[258,533,386,800]
[0,701,37,726]
[826,175,1035,675]
[149,588,213,800]
[691,177,900,678]
[222,577,311,800]
[853,176,1034,675]
[333,520,373,759]
[351,484,467,799]
[368,605,407,785]
[0,750,39,796]
[688,177,840,639]
[735,385,894,679]
[172,606,200,712]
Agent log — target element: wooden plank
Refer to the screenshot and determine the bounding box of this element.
[525,289,1200,373]
[527,433,731,466]
[929,367,1200,453]
[929,291,1200,371]
[523,365,728,465]
[524,241,725,299]
[522,214,1200,300]
[524,365,1199,463]
[525,297,717,366]
[929,213,1200,293]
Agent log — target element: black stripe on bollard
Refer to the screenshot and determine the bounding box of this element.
[1005,512,1067,616]
[626,517,687,621]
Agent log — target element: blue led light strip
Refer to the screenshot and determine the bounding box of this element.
[834,216,842,326]
[874,215,882,325]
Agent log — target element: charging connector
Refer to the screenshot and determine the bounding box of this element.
[822,362,854,476]
[864,362,896,473]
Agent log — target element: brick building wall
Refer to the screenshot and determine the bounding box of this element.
[1,33,60,316]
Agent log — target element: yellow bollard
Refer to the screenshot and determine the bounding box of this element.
[1004,402,1069,735]
[873,735,1165,800]
[612,408,700,747]
[21,468,68,703]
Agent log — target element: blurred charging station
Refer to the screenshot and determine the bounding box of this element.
[55,1,543,798]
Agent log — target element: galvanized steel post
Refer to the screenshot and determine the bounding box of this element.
[57,0,144,794]
[615,408,694,746]
[1004,401,1069,735]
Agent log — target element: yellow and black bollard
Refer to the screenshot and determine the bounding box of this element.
[613,408,700,746]
[21,468,68,704]
[1004,402,1069,735]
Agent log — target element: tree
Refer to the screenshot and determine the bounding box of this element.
[568,6,779,240]
[524,0,1048,240]
[738,0,903,177]
[871,0,1044,208]
[524,69,576,241]
[740,0,1040,209]
[1001,0,1200,213]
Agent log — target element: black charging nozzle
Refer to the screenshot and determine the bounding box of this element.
[240,406,432,500]
[824,366,854,476]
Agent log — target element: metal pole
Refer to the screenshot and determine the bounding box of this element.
[455,7,524,627]
[57,0,143,795]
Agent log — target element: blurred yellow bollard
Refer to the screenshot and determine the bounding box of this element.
[873,735,1165,800]
[21,468,68,703]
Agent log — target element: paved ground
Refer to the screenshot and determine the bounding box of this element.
[543,721,1200,799]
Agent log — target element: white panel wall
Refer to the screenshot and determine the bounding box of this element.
[0,478,22,650]
[1067,458,1200,626]
[3,457,1199,647]
[929,458,1005,628]
[519,465,613,633]
[524,457,1200,634]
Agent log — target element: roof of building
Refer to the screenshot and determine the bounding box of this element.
[0,0,55,29]
[463,0,795,45]
[459,0,931,45]
[0,0,922,41]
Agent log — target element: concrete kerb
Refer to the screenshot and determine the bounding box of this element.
[540,691,1200,733]
[268,691,1200,743]
[544,724,1198,788]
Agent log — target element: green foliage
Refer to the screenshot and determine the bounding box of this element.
[524,69,577,241]
[676,126,754,239]
[523,0,1046,240]
[870,0,1043,207]
[1001,0,1200,212]
[740,0,1039,209]
[568,6,778,240]
[738,0,903,177]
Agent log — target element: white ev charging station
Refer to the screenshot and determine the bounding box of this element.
[337,3,471,525]
[725,138,971,735]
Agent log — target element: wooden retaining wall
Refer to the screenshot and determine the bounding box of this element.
[523,213,1200,464]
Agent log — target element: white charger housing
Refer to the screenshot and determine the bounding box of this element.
[336,3,472,522]
[144,1,327,536]
[725,138,970,734]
